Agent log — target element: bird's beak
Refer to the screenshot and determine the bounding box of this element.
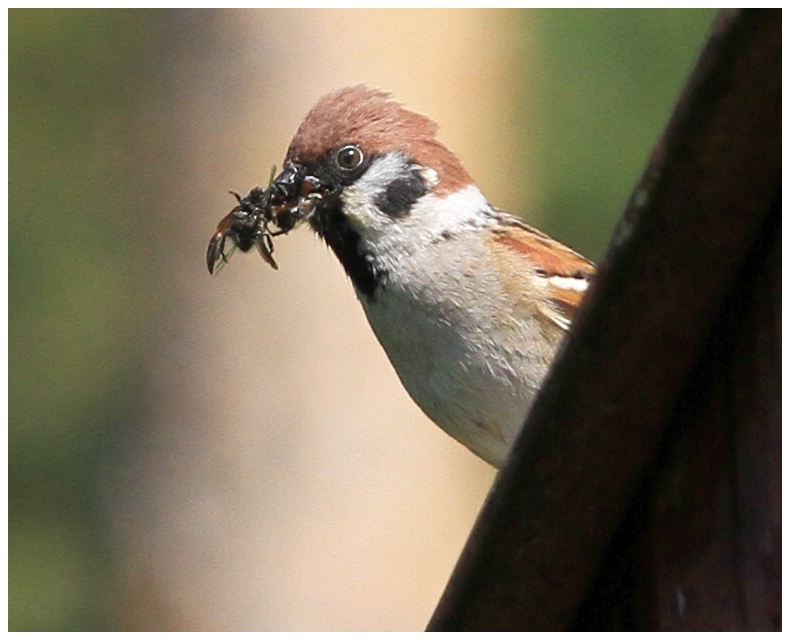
[271,161,305,203]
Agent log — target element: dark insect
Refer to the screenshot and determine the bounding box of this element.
[206,186,280,274]
[206,162,328,275]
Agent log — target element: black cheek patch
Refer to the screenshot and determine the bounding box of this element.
[374,169,427,218]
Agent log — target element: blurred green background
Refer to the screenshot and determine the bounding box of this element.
[9,9,716,631]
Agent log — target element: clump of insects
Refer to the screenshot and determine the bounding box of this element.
[206,166,324,275]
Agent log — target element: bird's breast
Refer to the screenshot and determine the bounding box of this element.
[357,238,557,467]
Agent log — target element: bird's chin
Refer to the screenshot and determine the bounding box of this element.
[304,199,384,299]
[301,194,340,237]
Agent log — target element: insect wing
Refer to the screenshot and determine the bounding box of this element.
[254,233,279,270]
[207,231,237,275]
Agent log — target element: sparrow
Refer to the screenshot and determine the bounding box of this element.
[265,85,596,468]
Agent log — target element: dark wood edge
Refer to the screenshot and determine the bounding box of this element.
[427,9,781,631]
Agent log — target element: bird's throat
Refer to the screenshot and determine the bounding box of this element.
[309,203,386,300]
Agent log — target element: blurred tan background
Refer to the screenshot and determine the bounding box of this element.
[9,9,716,631]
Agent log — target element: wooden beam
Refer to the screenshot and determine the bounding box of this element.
[427,9,780,631]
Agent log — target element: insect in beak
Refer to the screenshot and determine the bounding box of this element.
[206,164,329,275]
[206,186,279,275]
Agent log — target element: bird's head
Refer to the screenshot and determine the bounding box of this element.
[270,85,477,297]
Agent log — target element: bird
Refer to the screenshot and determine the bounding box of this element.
[267,85,596,468]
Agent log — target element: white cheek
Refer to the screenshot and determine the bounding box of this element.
[357,185,491,269]
[341,153,410,234]
[338,152,491,266]
[357,152,410,192]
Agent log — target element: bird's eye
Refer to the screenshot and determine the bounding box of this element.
[335,145,364,171]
